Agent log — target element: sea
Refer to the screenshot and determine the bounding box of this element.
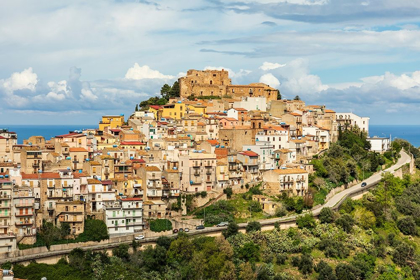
[1,124,420,147]
[369,125,420,147]
[0,125,96,144]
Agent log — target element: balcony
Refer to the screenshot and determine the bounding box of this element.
[32,163,40,168]
[0,213,10,217]
[15,203,34,208]
[204,162,212,167]
[194,172,200,176]
[206,171,212,175]
[47,205,55,211]
[0,195,11,200]
[193,165,200,168]
[0,204,11,209]
[15,220,34,226]
[15,212,33,217]
[60,219,83,223]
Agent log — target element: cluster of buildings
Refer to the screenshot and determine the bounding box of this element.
[0,69,374,256]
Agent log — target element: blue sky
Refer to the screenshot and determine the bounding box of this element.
[1,0,420,125]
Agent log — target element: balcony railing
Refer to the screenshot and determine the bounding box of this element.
[15,221,34,226]
[15,212,33,217]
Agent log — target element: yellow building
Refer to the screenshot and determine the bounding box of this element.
[99,115,125,131]
[187,104,207,117]
[161,102,185,120]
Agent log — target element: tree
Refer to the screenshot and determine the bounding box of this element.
[246,221,262,233]
[277,91,282,100]
[160,84,172,100]
[135,104,139,111]
[319,207,334,224]
[397,216,417,236]
[294,95,301,100]
[354,207,376,229]
[112,244,130,262]
[335,263,361,280]
[156,236,172,250]
[275,206,287,217]
[167,235,194,263]
[238,242,260,263]
[392,242,416,267]
[219,261,237,280]
[298,254,313,275]
[79,218,109,242]
[335,214,354,233]
[239,262,256,280]
[296,213,316,229]
[223,221,239,238]
[223,187,233,199]
[316,261,337,280]
[169,81,180,98]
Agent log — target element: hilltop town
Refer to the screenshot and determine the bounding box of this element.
[0,69,381,256]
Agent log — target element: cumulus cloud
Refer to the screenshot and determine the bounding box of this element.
[260,62,286,71]
[259,73,280,88]
[125,63,174,80]
[3,67,38,93]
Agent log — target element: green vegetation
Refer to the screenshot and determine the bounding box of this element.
[194,185,267,226]
[138,81,180,110]
[310,127,398,205]
[150,219,173,232]
[19,218,109,250]
[13,173,420,279]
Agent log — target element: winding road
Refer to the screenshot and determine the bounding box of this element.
[0,151,411,264]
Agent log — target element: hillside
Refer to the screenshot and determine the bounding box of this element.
[10,170,420,280]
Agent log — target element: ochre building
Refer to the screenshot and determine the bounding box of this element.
[179,69,279,101]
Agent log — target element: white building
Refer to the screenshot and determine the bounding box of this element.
[233,97,267,112]
[104,198,143,235]
[255,125,289,150]
[243,141,275,171]
[367,137,391,153]
[336,113,369,134]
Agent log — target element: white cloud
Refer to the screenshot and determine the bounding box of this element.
[259,73,280,88]
[46,91,66,101]
[80,88,98,101]
[3,67,38,92]
[125,63,174,80]
[259,62,286,71]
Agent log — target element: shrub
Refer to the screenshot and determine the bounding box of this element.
[246,221,262,233]
[275,206,287,217]
[238,242,260,263]
[276,254,287,265]
[393,242,416,267]
[223,187,233,199]
[200,191,207,198]
[316,261,337,280]
[150,219,173,232]
[335,263,361,280]
[296,214,316,229]
[223,221,239,239]
[335,214,354,233]
[397,216,417,236]
[318,239,349,259]
[298,254,313,275]
[79,218,109,242]
[319,207,334,224]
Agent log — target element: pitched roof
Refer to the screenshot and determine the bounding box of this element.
[120,141,146,145]
[144,166,161,171]
[273,168,308,174]
[207,140,219,146]
[149,105,163,110]
[69,147,88,152]
[87,179,102,184]
[240,151,259,157]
